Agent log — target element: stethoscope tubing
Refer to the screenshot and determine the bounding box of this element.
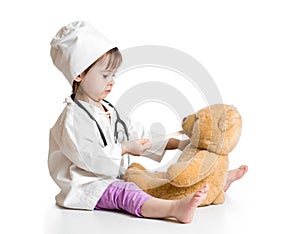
[72,96,129,147]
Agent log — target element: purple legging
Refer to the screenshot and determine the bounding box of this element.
[94,181,152,217]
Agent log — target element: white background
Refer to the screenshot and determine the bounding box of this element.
[1,0,299,233]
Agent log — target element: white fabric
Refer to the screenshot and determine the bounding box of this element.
[48,98,168,210]
[50,21,116,85]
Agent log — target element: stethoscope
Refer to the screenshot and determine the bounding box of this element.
[102,99,129,145]
[71,94,129,154]
[71,94,130,165]
[71,95,129,145]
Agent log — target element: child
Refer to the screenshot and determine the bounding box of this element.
[49,20,247,223]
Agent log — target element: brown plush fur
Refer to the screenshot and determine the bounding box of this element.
[124,104,242,206]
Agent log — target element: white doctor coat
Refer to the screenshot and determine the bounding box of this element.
[48,97,167,210]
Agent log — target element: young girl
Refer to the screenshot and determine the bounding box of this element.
[49,21,247,223]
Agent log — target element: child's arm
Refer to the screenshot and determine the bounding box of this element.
[165,138,190,151]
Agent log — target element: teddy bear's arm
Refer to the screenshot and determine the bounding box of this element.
[167,149,218,187]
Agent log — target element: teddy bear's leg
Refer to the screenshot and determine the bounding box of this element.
[196,156,229,206]
[212,191,225,205]
[127,162,147,171]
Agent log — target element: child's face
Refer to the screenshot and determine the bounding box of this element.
[76,58,117,102]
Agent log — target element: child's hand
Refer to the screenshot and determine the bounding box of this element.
[121,139,152,156]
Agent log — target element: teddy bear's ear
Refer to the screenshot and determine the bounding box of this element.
[218,107,241,132]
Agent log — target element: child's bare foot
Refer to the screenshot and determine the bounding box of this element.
[173,184,209,223]
[224,165,248,192]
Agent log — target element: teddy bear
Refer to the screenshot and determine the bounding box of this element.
[123,104,242,206]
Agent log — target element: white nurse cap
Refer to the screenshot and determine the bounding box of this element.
[50,20,116,85]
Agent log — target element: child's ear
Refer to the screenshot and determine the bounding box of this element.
[74,75,82,82]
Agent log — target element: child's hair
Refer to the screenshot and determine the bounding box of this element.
[72,47,122,97]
